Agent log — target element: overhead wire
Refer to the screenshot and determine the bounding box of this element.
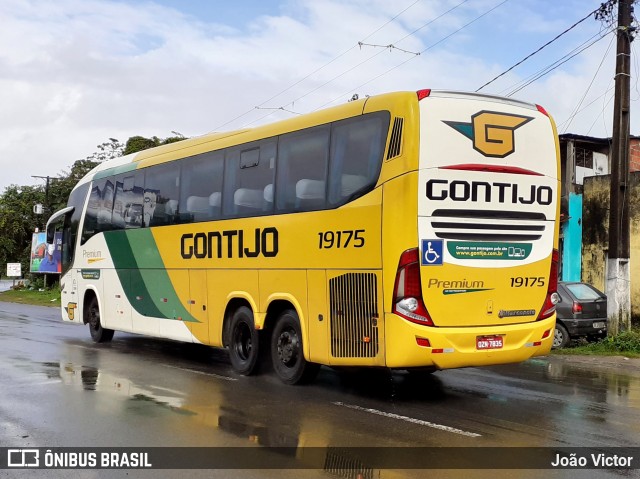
[211,0,424,131]
[585,88,614,136]
[314,0,510,112]
[556,87,612,131]
[506,29,614,97]
[561,32,616,133]
[215,0,610,132]
[476,4,607,92]
[244,0,474,128]
[497,29,608,96]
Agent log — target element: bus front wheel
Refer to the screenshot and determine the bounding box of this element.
[270,310,319,385]
[228,306,260,375]
[86,296,114,343]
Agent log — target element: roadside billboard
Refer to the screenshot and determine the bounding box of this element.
[30,232,62,274]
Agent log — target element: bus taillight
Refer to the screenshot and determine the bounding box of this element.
[536,104,549,117]
[393,248,434,326]
[416,89,431,101]
[537,249,559,320]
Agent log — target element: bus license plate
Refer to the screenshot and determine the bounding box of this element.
[477,336,503,350]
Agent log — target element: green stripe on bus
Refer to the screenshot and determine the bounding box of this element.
[104,229,198,323]
[94,162,139,180]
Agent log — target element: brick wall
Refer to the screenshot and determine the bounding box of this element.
[631,138,640,172]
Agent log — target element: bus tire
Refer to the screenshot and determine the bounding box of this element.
[271,309,319,385]
[86,295,114,343]
[228,306,260,375]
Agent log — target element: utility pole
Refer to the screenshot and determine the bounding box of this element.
[607,0,634,336]
[31,175,56,224]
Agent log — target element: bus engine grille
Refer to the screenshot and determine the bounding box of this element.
[329,273,379,358]
[430,209,546,242]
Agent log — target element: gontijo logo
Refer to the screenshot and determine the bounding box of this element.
[444,111,533,158]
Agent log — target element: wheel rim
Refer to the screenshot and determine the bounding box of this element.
[276,327,299,367]
[232,322,252,361]
[553,328,563,347]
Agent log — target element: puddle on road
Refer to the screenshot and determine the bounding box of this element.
[58,362,191,415]
[542,357,640,409]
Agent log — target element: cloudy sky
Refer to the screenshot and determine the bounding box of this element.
[0,0,630,192]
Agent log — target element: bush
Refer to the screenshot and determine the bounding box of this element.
[559,329,640,356]
[599,329,640,353]
[28,275,45,290]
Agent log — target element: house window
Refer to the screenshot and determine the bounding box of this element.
[575,148,593,169]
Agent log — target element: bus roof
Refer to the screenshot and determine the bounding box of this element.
[71,89,544,190]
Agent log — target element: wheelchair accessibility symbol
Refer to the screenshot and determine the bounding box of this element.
[421,239,444,266]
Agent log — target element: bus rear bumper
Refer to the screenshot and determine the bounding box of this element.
[384,313,555,369]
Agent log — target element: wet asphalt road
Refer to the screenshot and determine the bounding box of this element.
[1,301,639,478]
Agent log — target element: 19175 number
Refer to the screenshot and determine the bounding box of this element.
[510,276,545,287]
[318,229,365,249]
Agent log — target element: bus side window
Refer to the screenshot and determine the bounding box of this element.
[81,176,122,243]
[145,162,180,227]
[97,178,115,232]
[180,150,224,223]
[328,112,389,205]
[81,179,106,244]
[224,140,276,218]
[113,173,144,229]
[63,182,89,271]
[276,125,330,212]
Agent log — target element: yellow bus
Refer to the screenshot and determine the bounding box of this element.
[47,89,560,384]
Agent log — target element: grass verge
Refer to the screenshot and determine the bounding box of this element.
[0,288,61,307]
[552,328,640,358]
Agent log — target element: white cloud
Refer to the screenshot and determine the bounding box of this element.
[0,0,628,192]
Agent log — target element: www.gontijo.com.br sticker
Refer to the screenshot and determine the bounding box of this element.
[447,241,532,260]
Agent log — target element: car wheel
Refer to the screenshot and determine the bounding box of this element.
[552,323,570,349]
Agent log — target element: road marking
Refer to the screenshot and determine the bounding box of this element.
[6,380,61,390]
[32,380,62,386]
[332,402,481,438]
[161,364,237,381]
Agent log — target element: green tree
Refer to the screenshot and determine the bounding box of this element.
[0,185,46,274]
[123,133,186,155]
[0,134,187,277]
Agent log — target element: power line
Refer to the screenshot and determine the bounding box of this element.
[497,29,608,95]
[476,4,609,92]
[314,0,510,111]
[233,0,473,129]
[357,42,420,56]
[357,0,471,55]
[585,88,614,136]
[506,29,613,97]
[211,0,424,131]
[562,32,616,133]
[556,87,611,130]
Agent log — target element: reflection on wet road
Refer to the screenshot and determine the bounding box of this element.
[1,302,639,478]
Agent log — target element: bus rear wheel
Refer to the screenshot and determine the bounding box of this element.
[228,306,260,375]
[86,296,114,343]
[270,309,319,385]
